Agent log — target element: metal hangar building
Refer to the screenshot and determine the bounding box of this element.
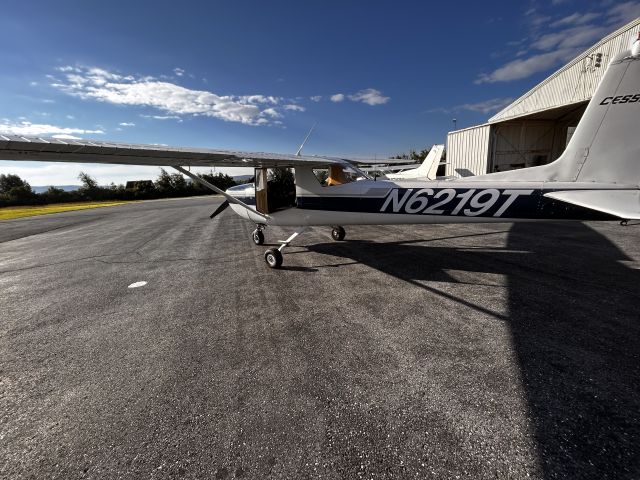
[446,18,640,177]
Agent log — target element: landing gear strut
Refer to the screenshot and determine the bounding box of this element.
[252,225,265,245]
[331,226,346,241]
[264,227,308,269]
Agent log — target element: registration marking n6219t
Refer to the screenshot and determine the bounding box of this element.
[379,188,534,217]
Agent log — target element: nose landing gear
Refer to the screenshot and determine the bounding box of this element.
[264,248,283,268]
[263,227,308,269]
[261,226,346,268]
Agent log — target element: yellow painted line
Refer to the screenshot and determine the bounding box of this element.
[0,201,133,221]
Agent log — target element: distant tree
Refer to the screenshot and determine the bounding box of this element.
[0,174,36,205]
[0,173,31,194]
[170,172,187,194]
[40,186,70,203]
[392,147,430,161]
[5,185,36,203]
[154,168,173,194]
[199,172,236,192]
[78,171,101,199]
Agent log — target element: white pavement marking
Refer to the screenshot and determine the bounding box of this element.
[128,281,147,289]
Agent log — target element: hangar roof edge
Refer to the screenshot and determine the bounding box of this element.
[488,17,640,124]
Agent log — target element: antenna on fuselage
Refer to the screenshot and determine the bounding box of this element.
[296,123,317,156]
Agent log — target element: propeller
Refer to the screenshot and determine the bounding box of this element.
[210,200,230,219]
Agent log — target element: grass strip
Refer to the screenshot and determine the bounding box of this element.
[0,201,132,220]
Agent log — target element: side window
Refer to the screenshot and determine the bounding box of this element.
[312,165,359,187]
[313,168,329,186]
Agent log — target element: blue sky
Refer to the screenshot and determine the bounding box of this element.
[1,0,639,185]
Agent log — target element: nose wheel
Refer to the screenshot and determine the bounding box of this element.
[331,226,346,241]
[264,248,283,268]
[263,227,307,269]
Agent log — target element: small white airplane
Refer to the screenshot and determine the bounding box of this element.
[383,144,446,181]
[2,39,640,268]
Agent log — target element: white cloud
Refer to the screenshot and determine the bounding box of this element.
[532,25,608,51]
[310,95,323,102]
[283,104,305,111]
[140,114,181,120]
[348,88,390,106]
[51,134,82,140]
[173,67,185,77]
[0,121,104,137]
[330,93,345,102]
[550,12,599,28]
[51,65,289,126]
[239,95,280,104]
[476,2,640,84]
[607,2,640,25]
[476,49,579,83]
[262,108,282,119]
[427,97,515,114]
[119,122,135,127]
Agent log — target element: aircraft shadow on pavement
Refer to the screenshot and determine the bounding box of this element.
[307,222,640,479]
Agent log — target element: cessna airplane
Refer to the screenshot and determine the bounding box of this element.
[384,144,446,181]
[1,39,640,268]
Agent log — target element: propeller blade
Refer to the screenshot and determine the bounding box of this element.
[210,200,230,219]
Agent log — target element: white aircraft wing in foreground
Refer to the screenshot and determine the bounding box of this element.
[2,39,640,268]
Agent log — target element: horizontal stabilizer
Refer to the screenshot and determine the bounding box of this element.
[544,190,640,220]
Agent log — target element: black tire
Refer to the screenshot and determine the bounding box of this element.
[331,226,346,241]
[264,248,283,268]
[252,229,265,245]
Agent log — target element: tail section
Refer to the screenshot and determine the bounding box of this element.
[561,46,640,184]
[473,39,640,186]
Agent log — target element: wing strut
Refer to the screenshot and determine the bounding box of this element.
[173,166,268,220]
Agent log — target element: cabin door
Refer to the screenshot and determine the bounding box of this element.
[255,168,269,214]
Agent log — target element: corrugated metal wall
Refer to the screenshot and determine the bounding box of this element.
[491,121,560,171]
[446,124,491,177]
[489,18,640,123]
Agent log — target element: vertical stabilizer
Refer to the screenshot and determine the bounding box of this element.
[570,47,640,184]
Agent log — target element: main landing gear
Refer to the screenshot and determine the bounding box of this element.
[252,226,265,245]
[331,226,346,241]
[255,225,346,269]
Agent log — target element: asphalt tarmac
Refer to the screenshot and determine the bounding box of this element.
[1,196,639,479]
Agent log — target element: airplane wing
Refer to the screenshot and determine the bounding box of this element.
[360,163,422,172]
[0,134,403,169]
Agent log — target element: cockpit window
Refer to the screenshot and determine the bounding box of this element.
[312,165,362,187]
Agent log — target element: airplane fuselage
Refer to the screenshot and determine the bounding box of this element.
[228,178,626,226]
